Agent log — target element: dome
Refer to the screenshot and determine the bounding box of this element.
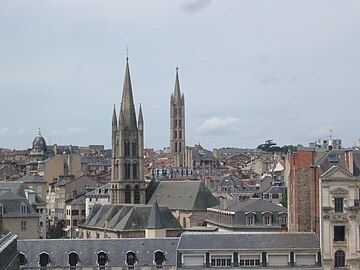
[32,130,47,152]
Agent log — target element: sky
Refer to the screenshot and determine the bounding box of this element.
[1,0,360,150]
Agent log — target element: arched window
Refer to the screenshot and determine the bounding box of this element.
[39,253,49,269]
[174,130,177,139]
[97,251,107,270]
[127,251,137,267]
[133,162,138,179]
[68,252,78,270]
[125,185,131,204]
[125,162,131,179]
[125,142,130,156]
[155,250,165,267]
[19,253,26,266]
[335,250,345,267]
[132,142,137,157]
[134,185,140,204]
[179,119,182,128]
[179,130,182,139]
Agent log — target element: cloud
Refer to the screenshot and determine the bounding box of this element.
[0,127,26,136]
[197,117,241,134]
[182,0,212,13]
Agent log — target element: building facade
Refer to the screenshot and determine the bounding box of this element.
[170,68,186,167]
[110,58,146,204]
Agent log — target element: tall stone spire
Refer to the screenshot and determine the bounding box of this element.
[170,67,186,167]
[110,57,146,205]
[112,104,117,127]
[120,59,137,130]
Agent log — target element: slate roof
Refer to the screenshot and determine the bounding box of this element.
[146,200,164,229]
[263,186,286,195]
[177,232,320,251]
[147,180,219,210]
[0,191,38,217]
[212,197,286,212]
[82,204,182,231]
[18,175,47,183]
[0,181,27,198]
[18,237,179,268]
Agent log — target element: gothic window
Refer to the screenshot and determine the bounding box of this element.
[134,185,140,204]
[175,142,178,153]
[39,253,49,269]
[174,108,177,116]
[179,142,182,152]
[155,251,165,266]
[334,226,345,242]
[125,163,131,179]
[335,198,344,212]
[178,107,181,116]
[97,251,107,269]
[127,251,137,266]
[68,252,78,270]
[125,142,130,156]
[174,130,177,139]
[133,163,138,179]
[179,130,182,139]
[174,119,177,127]
[179,119,182,128]
[335,250,345,267]
[125,185,131,204]
[132,142,137,156]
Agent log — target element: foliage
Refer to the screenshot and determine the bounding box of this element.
[257,139,297,153]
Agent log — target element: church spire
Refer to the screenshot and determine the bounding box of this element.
[112,104,117,126]
[173,67,182,103]
[120,58,137,130]
[138,103,143,126]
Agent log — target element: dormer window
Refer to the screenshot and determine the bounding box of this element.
[126,251,137,268]
[154,250,165,267]
[20,204,27,214]
[245,212,256,226]
[262,212,272,226]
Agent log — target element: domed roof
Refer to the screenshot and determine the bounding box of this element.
[32,130,47,152]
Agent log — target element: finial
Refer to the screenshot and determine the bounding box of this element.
[176,66,179,71]
[125,47,130,61]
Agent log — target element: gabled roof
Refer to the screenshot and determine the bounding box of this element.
[147,181,219,210]
[83,204,182,231]
[321,165,357,181]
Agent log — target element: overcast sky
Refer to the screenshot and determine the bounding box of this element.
[1,0,360,150]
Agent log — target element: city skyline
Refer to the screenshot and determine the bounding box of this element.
[1,1,360,150]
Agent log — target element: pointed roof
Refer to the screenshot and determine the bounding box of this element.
[173,68,182,103]
[120,58,137,129]
[146,199,164,229]
[138,103,143,124]
[112,104,117,125]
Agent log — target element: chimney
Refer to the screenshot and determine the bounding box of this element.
[223,197,228,210]
[345,150,354,174]
[213,148,219,159]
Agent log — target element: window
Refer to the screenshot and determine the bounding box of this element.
[179,119,182,127]
[132,142,137,156]
[125,185,131,203]
[134,185,140,204]
[247,216,254,226]
[39,253,49,269]
[335,250,345,267]
[334,226,345,242]
[97,251,107,269]
[125,142,130,156]
[179,142,182,152]
[178,108,181,116]
[175,142,178,153]
[239,258,260,266]
[174,130,177,139]
[335,198,344,212]
[125,163,131,179]
[174,119,177,127]
[19,253,26,265]
[127,251,137,266]
[155,251,165,267]
[68,252,78,269]
[211,255,232,267]
[264,216,271,226]
[280,216,287,225]
[20,204,27,214]
[71,210,79,216]
[133,163,138,179]
[21,221,27,231]
[0,204,3,214]
[73,220,78,226]
[179,130,182,139]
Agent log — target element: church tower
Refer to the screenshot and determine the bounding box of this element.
[110,58,146,204]
[170,68,185,167]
